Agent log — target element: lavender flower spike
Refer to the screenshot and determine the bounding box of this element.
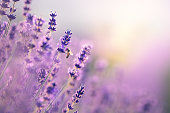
[69,44,92,79]
[34,17,45,33]
[48,11,57,31]
[23,0,32,16]
[57,29,72,54]
[64,85,85,113]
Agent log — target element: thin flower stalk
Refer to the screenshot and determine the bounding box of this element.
[0,43,17,82]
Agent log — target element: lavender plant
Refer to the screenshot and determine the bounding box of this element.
[0,1,164,113]
[0,1,92,113]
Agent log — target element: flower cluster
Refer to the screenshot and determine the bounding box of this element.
[48,12,57,31]
[35,29,74,112]
[63,86,85,113]
[69,44,92,79]
[40,41,50,50]
[39,12,57,51]
[72,85,85,103]
[0,1,163,112]
[37,69,46,85]
[0,0,20,39]
[1,1,163,113]
[26,13,34,25]
[9,25,17,40]
[34,17,45,33]
[57,29,72,54]
[0,0,10,16]
[23,0,32,16]
[1,0,20,21]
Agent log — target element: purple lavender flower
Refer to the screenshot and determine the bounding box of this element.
[23,6,30,12]
[2,0,10,2]
[69,44,92,79]
[46,83,56,94]
[38,69,46,84]
[72,85,85,103]
[34,17,45,33]
[40,42,50,50]
[0,1,103,113]
[142,102,152,112]
[12,0,20,2]
[0,0,10,17]
[25,0,31,4]
[10,7,16,13]
[57,29,72,53]
[64,86,85,113]
[9,25,17,40]
[34,29,73,112]
[0,22,7,37]
[1,2,9,8]
[26,13,34,25]
[48,12,57,31]
[0,10,6,16]
[27,43,35,49]
[67,103,74,110]
[7,14,16,21]
[23,0,32,16]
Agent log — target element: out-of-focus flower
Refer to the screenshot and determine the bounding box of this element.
[7,14,16,21]
[12,0,20,2]
[9,25,17,40]
[0,22,7,37]
[34,17,45,33]
[69,44,92,79]
[23,0,32,16]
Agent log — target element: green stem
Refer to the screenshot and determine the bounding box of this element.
[3,20,11,38]
[34,63,56,99]
[0,43,17,82]
[34,53,61,99]
[25,73,33,91]
[58,94,67,113]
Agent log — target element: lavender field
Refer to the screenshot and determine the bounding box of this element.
[0,0,170,113]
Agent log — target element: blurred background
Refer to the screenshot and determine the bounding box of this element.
[14,0,170,64]
[11,0,170,112]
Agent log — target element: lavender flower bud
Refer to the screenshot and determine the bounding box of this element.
[41,42,50,50]
[9,25,17,40]
[23,0,32,16]
[25,0,31,4]
[38,69,46,84]
[7,14,16,21]
[34,17,45,33]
